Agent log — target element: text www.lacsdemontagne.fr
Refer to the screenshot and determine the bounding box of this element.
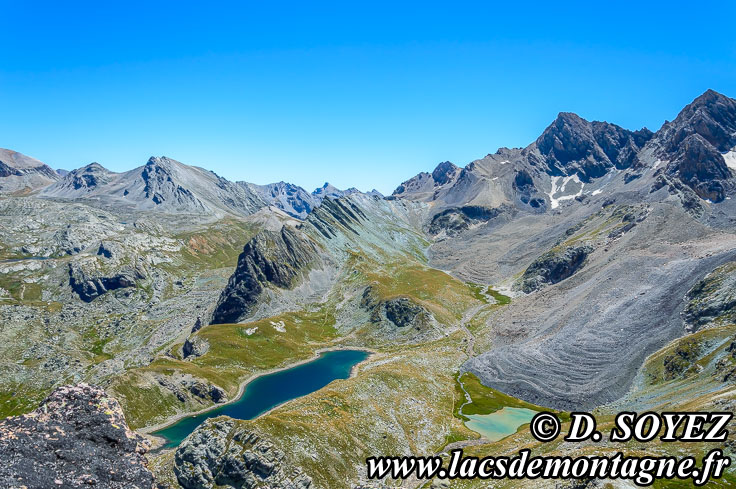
[366,448,730,486]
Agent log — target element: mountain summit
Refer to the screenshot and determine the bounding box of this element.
[43,156,266,217]
[0,148,59,194]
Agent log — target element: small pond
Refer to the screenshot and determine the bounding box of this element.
[463,407,537,441]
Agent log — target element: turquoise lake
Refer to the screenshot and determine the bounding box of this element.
[152,349,369,448]
[464,407,537,441]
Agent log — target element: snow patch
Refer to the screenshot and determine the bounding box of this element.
[548,175,584,209]
[499,160,509,165]
[591,189,603,196]
[722,150,736,170]
[245,327,258,336]
[270,320,286,332]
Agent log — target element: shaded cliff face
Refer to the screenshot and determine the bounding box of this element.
[0,384,153,489]
[211,226,321,324]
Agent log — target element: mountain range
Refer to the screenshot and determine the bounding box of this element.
[2,89,736,489]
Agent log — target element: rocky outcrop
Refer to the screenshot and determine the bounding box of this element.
[427,205,503,236]
[61,163,114,192]
[311,182,345,200]
[69,262,146,302]
[431,161,461,185]
[664,134,732,202]
[0,384,153,489]
[140,157,206,210]
[183,335,210,359]
[715,338,736,383]
[97,240,124,259]
[683,261,736,328]
[211,226,321,324]
[174,418,312,489]
[360,286,431,330]
[155,374,226,404]
[519,244,594,292]
[663,338,702,380]
[384,297,428,328]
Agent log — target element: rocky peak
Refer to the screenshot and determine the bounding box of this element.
[431,161,460,186]
[661,89,736,153]
[139,156,203,208]
[654,90,736,202]
[0,384,154,489]
[249,181,318,219]
[67,162,113,190]
[535,112,649,180]
[312,182,344,200]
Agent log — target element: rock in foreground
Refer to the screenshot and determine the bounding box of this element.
[0,383,154,489]
[174,418,312,489]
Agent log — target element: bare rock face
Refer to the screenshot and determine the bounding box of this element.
[211,226,321,324]
[174,418,312,489]
[431,161,461,186]
[0,384,154,489]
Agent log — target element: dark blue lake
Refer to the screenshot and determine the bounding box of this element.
[152,349,369,448]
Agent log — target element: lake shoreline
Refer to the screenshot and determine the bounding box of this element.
[139,344,375,449]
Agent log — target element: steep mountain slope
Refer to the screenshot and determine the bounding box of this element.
[0,148,59,194]
[42,156,266,218]
[391,89,736,410]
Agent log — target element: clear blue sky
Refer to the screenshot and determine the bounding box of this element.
[2,1,735,194]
